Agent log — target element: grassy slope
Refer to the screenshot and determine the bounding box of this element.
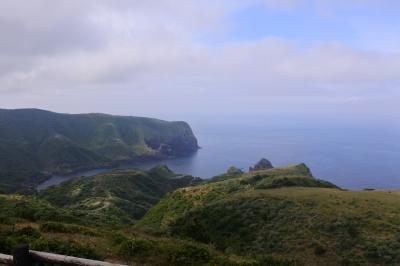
[3,162,400,265]
[0,194,264,266]
[0,164,309,265]
[39,165,202,225]
[0,108,198,192]
[138,165,400,266]
[138,164,337,229]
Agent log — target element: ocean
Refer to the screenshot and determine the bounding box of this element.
[37,117,400,190]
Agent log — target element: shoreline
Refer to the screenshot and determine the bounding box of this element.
[35,151,199,190]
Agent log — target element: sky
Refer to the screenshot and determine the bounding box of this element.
[0,0,399,122]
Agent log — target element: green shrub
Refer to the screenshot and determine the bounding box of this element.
[118,237,153,261]
[31,237,101,260]
[0,237,15,254]
[0,215,14,225]
[161,242,211,266]
[16,226,41,239]
[347,225,359,238]
[314,245,327,256]
[14,202,37,221]
[363,240,400,264]
[40,222,97,236]
[158,241,212,265]
[40,222,66,233]
[215,255,298,266]
[107,230,128,244]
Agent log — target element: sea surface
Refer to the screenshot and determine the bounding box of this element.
[37,117,400,190]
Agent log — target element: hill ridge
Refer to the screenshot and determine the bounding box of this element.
[0,108,198,193]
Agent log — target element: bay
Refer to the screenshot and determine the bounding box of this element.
[37,117,400,190]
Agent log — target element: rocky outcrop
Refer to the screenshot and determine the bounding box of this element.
[145,122,199,157]
[249,158,273,172]
[226,166,244,175]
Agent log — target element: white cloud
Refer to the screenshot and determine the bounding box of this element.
[0,0,399,118]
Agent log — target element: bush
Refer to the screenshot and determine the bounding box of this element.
[14,202,37,221]
[16,226,41,239]
[168,245,211,265]
[118,237,153,261]
[40,222,67,233]
[40,222,97,236]
[0,215,14,225]
[256,255,299,266]
[347,225,359,238]
[314,245,327,256]
[118,235,215,266]
[31,237,101,260]
[0,237,15,254]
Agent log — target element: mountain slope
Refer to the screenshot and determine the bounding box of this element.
[0,108,198,192]
[3,161,400,265]
[138,163,337,230]
[138,164,400,266]
[39,165,201,225]
[0,194,267,266]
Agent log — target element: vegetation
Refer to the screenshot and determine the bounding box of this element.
[0,108,198,192]
[139,164,400,266]
[39,165,201,225]
[2,161,400,265]
[0,195,270,265]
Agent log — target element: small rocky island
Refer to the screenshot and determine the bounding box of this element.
[249,158,273,172]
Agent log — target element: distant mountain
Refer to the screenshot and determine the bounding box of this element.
[39,165,201,225]
[0,108,198,192]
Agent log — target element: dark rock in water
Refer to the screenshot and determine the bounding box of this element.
[226,166,244,175]
[249,158,273,172]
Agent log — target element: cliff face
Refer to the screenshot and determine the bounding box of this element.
[0,108,199,192]
[143,121,198,157]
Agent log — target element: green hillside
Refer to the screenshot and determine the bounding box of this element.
[3,161,400,265]
[39,165,202,226]
[138,164,400,266]
[0,193,265,266]
[0,166,263,266]
[0,108,198,193]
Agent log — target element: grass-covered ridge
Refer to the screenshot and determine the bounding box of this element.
[3,160,400,265]
[39,165,201,226]
[0,193,270,265]
[138,164,337,229]
[0,165,283,265]
[0,108,198,193]
[138,164,400,266]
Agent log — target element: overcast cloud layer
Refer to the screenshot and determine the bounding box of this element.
[0,0,399,121]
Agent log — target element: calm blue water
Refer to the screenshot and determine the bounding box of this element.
[37,118,400,190]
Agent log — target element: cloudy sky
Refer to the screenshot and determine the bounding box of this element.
[0,0,399,121]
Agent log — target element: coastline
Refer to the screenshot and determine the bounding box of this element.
[35,150,199,191]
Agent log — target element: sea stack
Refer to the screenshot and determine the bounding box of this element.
[226,166,244,175]
[249,158,273,172]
